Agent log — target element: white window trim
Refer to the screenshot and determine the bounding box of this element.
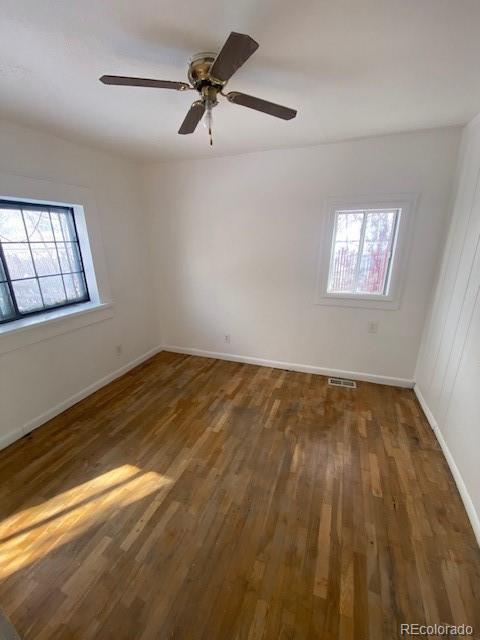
[0,171,114,353]
[315,194,418,310]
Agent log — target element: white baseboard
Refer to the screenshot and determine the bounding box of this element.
[0,346,162,453]
[162,345,414,388]
[414,384,480,547]
[0,429,24,452]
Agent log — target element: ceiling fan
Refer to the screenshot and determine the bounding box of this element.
[100,32,297,146]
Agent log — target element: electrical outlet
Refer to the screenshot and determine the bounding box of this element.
[224,334,231,344]
[116,344,123,356]
[367,321,378,334]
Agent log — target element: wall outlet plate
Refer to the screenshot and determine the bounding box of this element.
[368,321,379,334]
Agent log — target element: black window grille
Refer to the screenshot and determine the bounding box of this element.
[0,200,90,324]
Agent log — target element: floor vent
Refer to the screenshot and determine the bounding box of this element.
[328,377,357,389]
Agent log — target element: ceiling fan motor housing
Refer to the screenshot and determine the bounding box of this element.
[188,52,225,102]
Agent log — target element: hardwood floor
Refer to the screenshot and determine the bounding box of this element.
[0,352,479,639]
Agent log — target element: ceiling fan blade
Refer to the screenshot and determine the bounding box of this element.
[209,32,259,83]
[178,100,206,134]
[226,92,297,120]
[100,75,190,91]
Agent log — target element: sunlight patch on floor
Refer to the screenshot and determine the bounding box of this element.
[0,464,172,579]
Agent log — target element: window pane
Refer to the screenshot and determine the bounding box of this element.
[0,282,15,321]
[0,259,7,282]
[0,208,27,242]
[51,210,76,242]
[328,241,360,292]
[12,278,44,313]
[63,272,87,301]
[356,211,397,294]
[23,210,54,242]
[40,275,67,307]
[4,243,36,279]
[50,212,63,241]
[335,212,363,242]
[67,242,81,270]
[356,241,391,294]
[364,210,396,242]
[31,242,61,276]
[57,242,82,273]
[56,243,69,272]
[328,212,364,293]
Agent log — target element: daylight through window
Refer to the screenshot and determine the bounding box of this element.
[0,200,89,324]
[327,208,400,297]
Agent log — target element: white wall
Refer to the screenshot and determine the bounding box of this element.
[145,128,460,384]
[415,115,480,544]
[0,121,159,448]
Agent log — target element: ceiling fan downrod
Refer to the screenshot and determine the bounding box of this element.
[201,85,218,147]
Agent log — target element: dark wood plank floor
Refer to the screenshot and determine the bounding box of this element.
[0,352,479,639]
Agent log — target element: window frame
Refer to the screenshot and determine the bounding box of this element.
[0,199,90,324]
[316,195,417,310]
[0,172,113,354]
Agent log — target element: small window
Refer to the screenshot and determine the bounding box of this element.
[327,208,400,297]
[0,200,89,324]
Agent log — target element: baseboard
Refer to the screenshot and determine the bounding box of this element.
[163,345,414,388]
[0,428,24,452]
[0,345,163,453]
[414,384,480,547]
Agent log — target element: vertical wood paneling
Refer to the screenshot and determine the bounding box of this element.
[416,113,480,541]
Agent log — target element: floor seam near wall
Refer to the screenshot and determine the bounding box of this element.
[414,384,480,547]
[162,344,414,388]
[0,345,163,453]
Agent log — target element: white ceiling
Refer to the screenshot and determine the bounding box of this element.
[1,0,480,161]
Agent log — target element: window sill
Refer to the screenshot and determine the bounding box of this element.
[0,301,114,355]
[315,294,400,310]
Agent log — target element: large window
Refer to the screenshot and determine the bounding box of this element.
[0,200,89,324]
[327,208,400,297]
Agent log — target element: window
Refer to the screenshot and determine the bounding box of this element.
[0,200,89,324]
[316,196,415,309]
[327,208,400,297]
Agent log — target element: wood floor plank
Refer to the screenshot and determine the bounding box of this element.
[0,352,479,639]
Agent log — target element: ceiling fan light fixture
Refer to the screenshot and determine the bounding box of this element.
[200,85,218,147]
[204,102,213,146]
